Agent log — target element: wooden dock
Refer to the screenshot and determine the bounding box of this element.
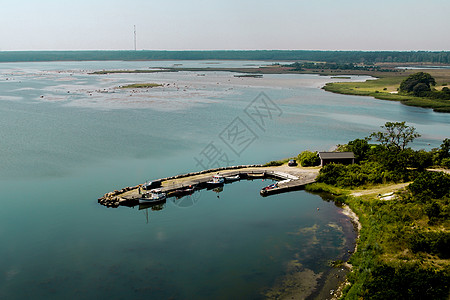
[98,166,318,207]
[260,177,316,196]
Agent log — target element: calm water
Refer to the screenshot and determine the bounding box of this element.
[0,60,448,299]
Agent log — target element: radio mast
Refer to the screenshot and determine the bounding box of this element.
[134,25,137,51]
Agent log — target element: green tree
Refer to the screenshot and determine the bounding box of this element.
[399,72,436,94]
[408,171,450,199]
[345,138,371,163]
[438,138,450,160]
[298,151,320,167]
[369,121,421,151]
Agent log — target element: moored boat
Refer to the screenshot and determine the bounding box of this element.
[139,188,167,204]
[247,172,265,179]
[260,183,278,195]
[224,174,240,182]
[207,174,225,187]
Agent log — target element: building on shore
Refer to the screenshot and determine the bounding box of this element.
[318,152,355,166]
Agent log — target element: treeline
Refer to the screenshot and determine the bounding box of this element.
[1,50,450,63]
[287,62,396,72]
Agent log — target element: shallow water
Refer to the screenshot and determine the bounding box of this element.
[0,60,448,299]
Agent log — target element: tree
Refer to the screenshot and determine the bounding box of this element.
[438,138,450,160]
[345,138,371,163]
[369,121,421,151]
[408,171,450,199]
[412,82,430,96]
[298,151,320,167]
[399,72,436,94]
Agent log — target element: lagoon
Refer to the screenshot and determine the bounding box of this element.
[0,60,448,299]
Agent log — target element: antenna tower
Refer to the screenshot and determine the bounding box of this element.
[134,25,137,51]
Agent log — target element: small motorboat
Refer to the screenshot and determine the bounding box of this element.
[139,188,167,204]
[247,172,265,179]
[207,174,225,187]
[260,183,278,196]
[224,174,240,182]
[262,183,278,191]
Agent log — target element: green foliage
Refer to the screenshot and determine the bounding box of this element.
[304,182,346,195]
[441,158,450,168]
[2,50,450,64]
[410,231,450,258]
[316,162,392,187]
[340,138,371,163]
[341,187,450,299]
[120,83,162,89]
[324,79,450,113]
[408,149,433,170]
[263,158,289,167]
[298,151,320,167]
[288,62,393,72]
[435,138,450,166]
[399,72,436,94]
[408,171,450,199]
[369,121,421,151]
[361,263,450,300]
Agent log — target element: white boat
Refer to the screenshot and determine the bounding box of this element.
[224,174,240,182]
[207,174,225,186]
[139,188,167,204]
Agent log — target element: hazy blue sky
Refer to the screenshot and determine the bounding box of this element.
[1,0,449,51]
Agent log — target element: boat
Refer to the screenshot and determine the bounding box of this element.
[139,188,167,204]
[260,183,278,196]
[247,172,265,179]
[224,174,240,182]
[262,183,278,191]
[206,174,225,187]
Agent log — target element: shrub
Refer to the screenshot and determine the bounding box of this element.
[298,151,320,167]
[441,157,450,168]
[408,172,450,199]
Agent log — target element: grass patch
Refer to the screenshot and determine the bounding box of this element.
[324,76,450,112]
[305,182,348,195]
[120,83,163,89]
[263,158,291,167]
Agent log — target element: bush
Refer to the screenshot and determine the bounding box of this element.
[410,231,450,258]
[408,172,450,199]
[362,263,450,300]
[409,149,433,170]
[317,161,392,187]
[298,151,320,167]
[441,157,450,168]
[264,160,285,167]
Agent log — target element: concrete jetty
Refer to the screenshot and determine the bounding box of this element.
[98,165,319,207]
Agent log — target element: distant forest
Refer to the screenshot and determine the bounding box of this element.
[1,50,449,64]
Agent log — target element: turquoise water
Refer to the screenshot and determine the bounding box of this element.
[0,60,448,299]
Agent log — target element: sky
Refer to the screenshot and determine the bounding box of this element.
[1,0,449,51]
